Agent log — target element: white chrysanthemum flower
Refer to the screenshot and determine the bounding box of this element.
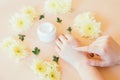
[10,13,32,33]
[45,0,72,14]
[74,12,101,38]
[21,6,37,21]
[10,43,29,60]
[31,59,48,76]
[47,69,60,80]
[1,37,18,49]
[31,59,61,80]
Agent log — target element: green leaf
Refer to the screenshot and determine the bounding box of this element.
[39,15,44,20]
[67,27,72,33]
[53,56,59,64]
[56,17,62,23]
[18,34,26,41]
[32,47,40,55]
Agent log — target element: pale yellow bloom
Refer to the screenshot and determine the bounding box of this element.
[1,37,29,61]
[47,69,60,80]
[46,62,60,80]
[10,43,28,60]
[21,6,37,21]
[31,59,48,76]
[32,59,61,80]
[45,0,72,14]
[10,13,32,33]
[74,12,101,38]
[1,37,18,49]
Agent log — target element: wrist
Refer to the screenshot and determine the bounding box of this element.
[75,61,104,80]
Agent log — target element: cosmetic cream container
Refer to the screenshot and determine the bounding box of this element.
[37,22,56,43]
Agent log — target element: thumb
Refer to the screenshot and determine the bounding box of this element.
[87,59,105,67]
[75,46,104,57]
[74,46,88,52]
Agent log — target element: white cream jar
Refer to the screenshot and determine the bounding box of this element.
[37,22,56,43]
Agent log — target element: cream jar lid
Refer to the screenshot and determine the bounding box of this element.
[37,22,56,43]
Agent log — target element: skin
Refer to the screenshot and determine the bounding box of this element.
[55,34,104,80]
[75,36,120,67]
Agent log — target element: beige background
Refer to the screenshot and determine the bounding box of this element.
[0,0,120,80]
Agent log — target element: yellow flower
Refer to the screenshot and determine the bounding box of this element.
[74,12,101,38]
[81,22,101,38]
[1,37,18,49]
[47,69,60,80]
[36,63,47,74]
[10,13,32,33]
[31,59,61,80]
[10,43,28,60]
[45,0,72,14]
[44,61,60,80]
[31,59,48,75]
[21,6,37,21]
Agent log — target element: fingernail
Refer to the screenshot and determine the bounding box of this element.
[96,54,99,56]
[89,53,94,57]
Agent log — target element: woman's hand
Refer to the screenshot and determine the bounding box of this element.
[75,36,120,67]
[55,34,104,80]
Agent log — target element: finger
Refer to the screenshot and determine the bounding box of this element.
[87,59,105,67]
[55,46,60,53]
[88,46,105,56]
[55,39,62,49]
[64,34,72,40]
[74,46,95,56]
[96,35,109,40]
[74,46,88,52]
[92,39,106,45]
[92,36,110,44]
[75,46,104,57]
[59,35,67,44]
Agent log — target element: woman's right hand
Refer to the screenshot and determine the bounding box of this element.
[75,36,120,67]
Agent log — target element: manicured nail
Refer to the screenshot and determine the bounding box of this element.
[89,53,94,57]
